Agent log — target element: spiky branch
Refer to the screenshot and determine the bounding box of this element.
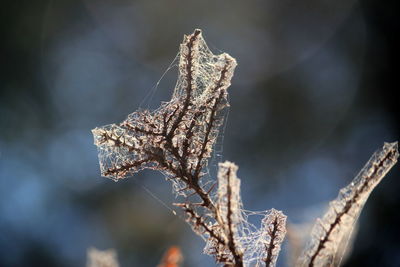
[263,209,287,267]
[92,29,398,267]
[297,142,399,267]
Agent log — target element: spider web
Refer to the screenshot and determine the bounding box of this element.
[139,50,230,184]
[201,162,286,266]
[138,53,180,110]
[92,30,285,266]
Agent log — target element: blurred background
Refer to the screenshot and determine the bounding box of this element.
[1,0,399,266]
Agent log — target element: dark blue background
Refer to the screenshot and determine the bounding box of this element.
[1,0,399,266]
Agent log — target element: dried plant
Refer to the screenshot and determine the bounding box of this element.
[92,29,398,267]
[297,142,398,267]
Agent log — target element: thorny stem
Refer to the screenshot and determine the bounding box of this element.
[104,159,149,177]
[193,87,226,179]
[308,145,398,266]
[176,203,225,245]
[264,217,279,267]
[163,29,221,217]
[166,29,201,139]
[93,29,260,266]
[92,29,399,267]
[226,168,244,267]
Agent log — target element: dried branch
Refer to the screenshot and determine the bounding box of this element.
[92,29,398,267]
[262,209,287,267]
[92,30,235,212]
[93,29,246,265]
[297,142,399,267]
[175,202,230,264]
[215,162,244,266]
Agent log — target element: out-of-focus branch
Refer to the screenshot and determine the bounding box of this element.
[298,142,399,267]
